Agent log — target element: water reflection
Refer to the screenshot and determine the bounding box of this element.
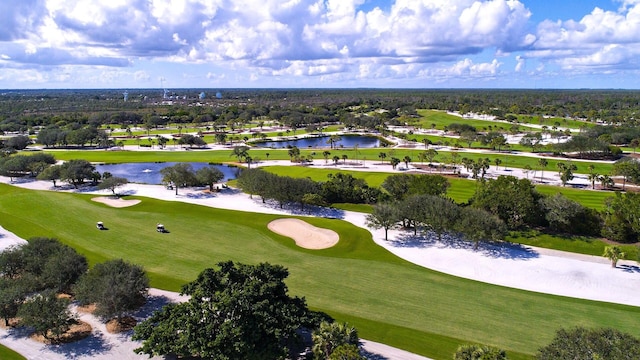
[255,135,382,149]
[95,162,238,184]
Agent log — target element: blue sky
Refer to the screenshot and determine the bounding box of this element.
[1,0,639,89]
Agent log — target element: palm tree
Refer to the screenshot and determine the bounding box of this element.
[327,135,341,149]
[422,138,431,149]
[322,151,331,164]
[603,246,625,268]
[538,158,548,182]
[342,154,348,164]
[599,174,614,190]
[378,152,387,164]
[403,155,411,169]
[390,157,400,170]
[287,146,300,162]
[494,158,502,170]
[332,155,340,165]
[311,321,359,360]
[587,172,600,189]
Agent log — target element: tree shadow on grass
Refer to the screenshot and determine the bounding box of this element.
[391,230,539,260]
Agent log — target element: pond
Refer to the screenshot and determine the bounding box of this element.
[94,162,239,185]
[254,135,383,149]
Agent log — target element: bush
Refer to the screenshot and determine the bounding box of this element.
[537,327,640,360]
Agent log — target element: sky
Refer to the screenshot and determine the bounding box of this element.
[1,0,640,89]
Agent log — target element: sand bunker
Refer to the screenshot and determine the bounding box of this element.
[268,218,339,249]
[91,197,141,208]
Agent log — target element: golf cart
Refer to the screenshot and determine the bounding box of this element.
[156,223,167,233]
[96,222,105,230]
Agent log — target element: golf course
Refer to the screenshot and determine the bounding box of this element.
[1,182,639,360]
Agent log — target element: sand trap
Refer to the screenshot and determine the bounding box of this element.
[268,218,339,249]
[92,196,141,208]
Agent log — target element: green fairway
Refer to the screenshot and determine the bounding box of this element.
[0,345,25,360]
[1,184,640,359]
[45,147,615,178]
[416,110,540,132]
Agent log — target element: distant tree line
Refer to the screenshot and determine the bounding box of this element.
[4,89,640,136]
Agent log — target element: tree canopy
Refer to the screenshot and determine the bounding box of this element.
[536,327,640,360]
[471,176,543,229]
[133,261,327,360]
[74,259,148,320]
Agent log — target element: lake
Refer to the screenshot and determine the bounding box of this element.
[95,162,239,184]
[254,135,383,149]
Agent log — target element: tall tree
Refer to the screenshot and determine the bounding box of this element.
[160,163,197,195]
[133,261,324,360]
[612,158,640,190]
[74,259,149,321]
[366,203,399,240]
[471,176,543,229]
[60,159,96,188]
[538,158,548,182]
[17,290,74,341]
[97,176,129,195]
[195,166,224,191]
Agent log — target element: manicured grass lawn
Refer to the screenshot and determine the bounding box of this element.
[515,115,596,131]
[45,144,615,176]
[416,110,540,132]
[508,231,639,260]
[2,184,640,360]
[0,345,25,360]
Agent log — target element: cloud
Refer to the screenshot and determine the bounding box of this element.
[531,3,640,72]
[515,55,525,72]
[0,1,533,69]
[0,1,47,41]
[2,0,639,87]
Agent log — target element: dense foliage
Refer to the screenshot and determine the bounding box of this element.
[133,261,329,359]
[74,259,149,320]
[536,327,640,360]
[0,238,87,338]
[238,168,383,208]
[454,344,508,360]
